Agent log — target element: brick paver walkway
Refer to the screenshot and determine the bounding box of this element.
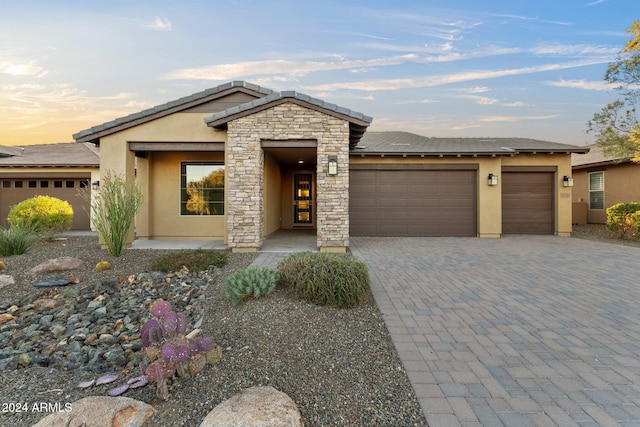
[350,235,640,427]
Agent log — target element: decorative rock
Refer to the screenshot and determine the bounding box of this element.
[32,396,155,427]
[28,257,84,275]
[33,277,71,287]
[0,313,15,324]
[96,261,112,271]
[199,386,303,427]
[0,274,14,288]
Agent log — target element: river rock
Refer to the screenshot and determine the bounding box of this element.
[199,386,303,427]
[28,257,84,275]
[32,396,155,427]
[0,274,14,288]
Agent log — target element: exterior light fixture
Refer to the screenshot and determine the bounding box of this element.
[487,173,498,186]
[91,180,100,191]
[563,176,574,187]
[327,155,338,176]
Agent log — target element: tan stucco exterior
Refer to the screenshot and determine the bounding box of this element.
[572,162,640,224]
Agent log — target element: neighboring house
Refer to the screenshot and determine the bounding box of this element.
[0,142,100,230]
[73,81,588,252]
[572,144,640,224]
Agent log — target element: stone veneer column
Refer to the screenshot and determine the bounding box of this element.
[226,102,350,252]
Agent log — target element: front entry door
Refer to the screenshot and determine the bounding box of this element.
[293,172,313,227]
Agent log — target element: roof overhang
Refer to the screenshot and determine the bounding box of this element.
[204,91,372,148]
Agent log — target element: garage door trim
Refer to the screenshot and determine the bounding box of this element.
[350,163,479,171]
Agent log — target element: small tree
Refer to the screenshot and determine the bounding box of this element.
[84,171,143,256]
[587,21,640,161]
[8,195,73,240]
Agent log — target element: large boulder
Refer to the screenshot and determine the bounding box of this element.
[32,396,155,427]
[199,386,303,427]
[28,257,84,275]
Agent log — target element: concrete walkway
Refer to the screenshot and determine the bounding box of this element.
[350,236,640,427]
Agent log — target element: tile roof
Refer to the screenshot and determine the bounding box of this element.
[353,131,589,156]
[73,81,275,142]
[0,146,27,157]
[0,143,99,167]
[204,90,373,127]
[571,144,628,168]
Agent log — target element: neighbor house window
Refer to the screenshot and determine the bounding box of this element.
[589,171,604,210]
[180,162,224,215]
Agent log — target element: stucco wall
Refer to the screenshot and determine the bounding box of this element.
[99,112,226,242]
[573,162,640,224]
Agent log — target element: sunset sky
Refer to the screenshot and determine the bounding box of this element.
[0,0,633,146]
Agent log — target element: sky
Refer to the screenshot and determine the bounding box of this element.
[0,0,635,147]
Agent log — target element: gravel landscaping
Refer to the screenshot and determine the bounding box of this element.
[0,235,427,426]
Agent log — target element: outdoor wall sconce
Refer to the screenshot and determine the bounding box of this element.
[563,176,574,187]
[327,155,338,176]
[91,181,100,191]
[487,173,498,186]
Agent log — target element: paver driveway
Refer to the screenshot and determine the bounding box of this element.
[350,235,640,427]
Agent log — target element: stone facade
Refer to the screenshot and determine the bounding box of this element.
[226,102,350,251]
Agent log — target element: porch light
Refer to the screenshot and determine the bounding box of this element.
[91,180,100,191]
[487,173,498,186]
[563,176,574,187]
[327,155,338,176]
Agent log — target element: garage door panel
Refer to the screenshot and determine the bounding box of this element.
[502,172,554,235]
[0,178,91,230]
[350,169,477,237]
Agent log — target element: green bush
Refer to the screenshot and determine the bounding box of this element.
[222,266,279,305]
[606,202,640,238]
[150,250,226,272]
[277,252,370,308]
[0,221,40,256]
[8,195,73,240]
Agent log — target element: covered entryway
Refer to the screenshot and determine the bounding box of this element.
[502,169,554,234]
[350,165,477,237]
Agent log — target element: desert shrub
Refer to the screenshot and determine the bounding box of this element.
[0,221,41,256]
[83,171,143,256]
[631,210,640,239]
[277,252,370,308]
[8,195,73,240]
[150,250,226,272]
[222,266,279,305]
[606,202,640,238]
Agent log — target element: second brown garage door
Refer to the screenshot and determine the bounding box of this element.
[350,168,477,237]
[502,171,554,234]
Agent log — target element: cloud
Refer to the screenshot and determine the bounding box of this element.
[479,114,558,123]
[490,13,572,26]
[164,54,419,80]
[146,16,172,31]
[308,59,609,91]
[546,78,620,91]
[586,0,606,5]
[530,44,617,56]
[0,61,48,78]
[504,101,528,107]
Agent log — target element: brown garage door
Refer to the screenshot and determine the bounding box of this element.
[350,168,477,236]
[502,172,554,234]
[0,178,91,230]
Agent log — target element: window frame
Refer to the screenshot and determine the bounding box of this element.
[180,162,225,216]
[588,171,605,210]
